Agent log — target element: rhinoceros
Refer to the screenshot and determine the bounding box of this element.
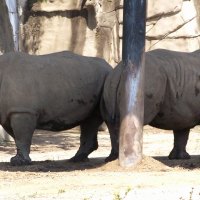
[0,51,112,165]
[101,49,200,162]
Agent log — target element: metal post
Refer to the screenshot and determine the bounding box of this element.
[119,0,146,167]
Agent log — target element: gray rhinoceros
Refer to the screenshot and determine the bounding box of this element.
[0,51,112,165]
[101,49,200,162]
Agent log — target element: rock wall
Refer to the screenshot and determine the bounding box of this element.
[21,0,200,66]
[21,0,121,66]
[146,0,200,52]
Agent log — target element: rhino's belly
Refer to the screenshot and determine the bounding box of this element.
[37,118,82,131]
[149,109,199,130]
[1,96,98,132]
[37,102,97,131]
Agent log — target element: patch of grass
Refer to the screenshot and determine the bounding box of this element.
[58,188,65,194]
[113,187,132,200]
[189,187,194,200]
[179,187,200,200]
[28,192,38,198]
[125,187,131,196]
[113,192,122,200]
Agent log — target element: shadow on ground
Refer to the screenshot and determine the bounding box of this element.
[154,155,200,170]
[1,155,200,173]
[1,128,200,173]
[0,157,106,172]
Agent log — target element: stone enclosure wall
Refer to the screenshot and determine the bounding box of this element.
[19,0,200,66]
[146,0,200,52]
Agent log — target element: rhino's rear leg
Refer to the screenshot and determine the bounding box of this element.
[70,115,102,162]
[105,122,119,162]
[168,128,190,160]
[10,113,36,166]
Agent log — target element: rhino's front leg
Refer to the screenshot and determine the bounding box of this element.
[168,128,190,160]
[70,115,102,162]
[10,113,36,166]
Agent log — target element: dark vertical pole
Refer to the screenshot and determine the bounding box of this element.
[119,0,146,167]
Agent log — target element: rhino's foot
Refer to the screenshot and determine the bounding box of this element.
[70,141,98,163]
[168,149,191,160]
[105,152,118,162]
[10,154,32,166]
[69,153,89,163]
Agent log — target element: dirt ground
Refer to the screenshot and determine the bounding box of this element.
[1,126,200,200]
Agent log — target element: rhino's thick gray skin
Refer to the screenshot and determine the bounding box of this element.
[101,49,200,162]
[0,51,112,165]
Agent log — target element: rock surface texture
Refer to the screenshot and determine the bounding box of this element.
[19,0,200,66]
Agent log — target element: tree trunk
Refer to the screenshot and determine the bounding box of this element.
[119,0,146,167]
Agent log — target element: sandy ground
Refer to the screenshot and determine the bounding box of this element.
[0,126,200,200]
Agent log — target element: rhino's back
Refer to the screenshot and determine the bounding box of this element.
[146,49,200,130]
[0,51,112,129]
